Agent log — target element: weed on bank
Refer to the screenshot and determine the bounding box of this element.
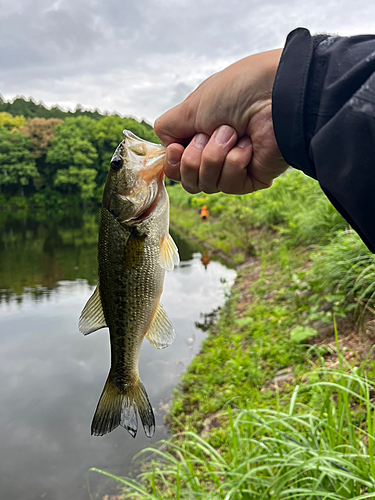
[90,170,375,498]
[91,344,375,498]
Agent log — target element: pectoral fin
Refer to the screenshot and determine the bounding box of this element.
[78,285,107,335]
[146,302,175,349]
[160,234,180,271]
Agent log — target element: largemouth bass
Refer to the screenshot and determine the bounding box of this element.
[79,130,179,438]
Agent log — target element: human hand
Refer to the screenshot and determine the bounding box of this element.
[154,49,288,195]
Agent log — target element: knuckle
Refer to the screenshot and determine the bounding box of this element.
[226,148,248,167]
[164,167,181,182]
[181,182,200,194]
[153,117,161,135]
[198,179,216,194]
[181,157,199,174]
[153,117,167,142]
[217,175,232,194]
[201,148,224,168]
[218,182,236,195]
[181,149,201,172]
[217,181,235,195]
[201,186,219,194]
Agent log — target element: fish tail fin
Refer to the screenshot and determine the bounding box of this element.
[91,373,155,438]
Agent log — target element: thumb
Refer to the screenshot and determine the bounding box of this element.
[154,100,198,146]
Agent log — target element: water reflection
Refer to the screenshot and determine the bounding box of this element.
[0,211,99,303]
[195,308,220,332]
[201,250,210,270]
[0,211,236,500]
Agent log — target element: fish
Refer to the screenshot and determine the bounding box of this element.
[78,130,180,438]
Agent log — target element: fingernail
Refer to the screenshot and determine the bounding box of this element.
[194,133,209,150]
[215,125,235,145]
[237,136,251,148]
[167,149,181,167]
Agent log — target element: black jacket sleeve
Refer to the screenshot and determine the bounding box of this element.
[272,27,375,252]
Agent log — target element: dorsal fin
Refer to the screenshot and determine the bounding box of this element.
[146,302,175,349]
[78,285,107,335]
[160,234,180,271]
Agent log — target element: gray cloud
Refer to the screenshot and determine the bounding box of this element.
[1,0,375,122]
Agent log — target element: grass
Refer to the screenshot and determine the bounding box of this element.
[89,338,375,499]
[307,230,375,318]
[168,169,375,324]
[88,169,375,498]
[165,266,305,434]
[167,169,348,261]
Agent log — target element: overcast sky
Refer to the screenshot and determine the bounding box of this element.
[1,0,375,124]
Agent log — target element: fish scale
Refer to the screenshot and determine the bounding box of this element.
[78,130,180,438]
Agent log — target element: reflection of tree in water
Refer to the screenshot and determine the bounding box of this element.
[195,307,220,332]
[0,210,99,304]
[0,212,207,305]
[0,286,51,305]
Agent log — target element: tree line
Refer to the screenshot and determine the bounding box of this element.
[0,96,158,210]
[1,94,122,121]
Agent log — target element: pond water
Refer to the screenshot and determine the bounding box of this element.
[0,211,236,500]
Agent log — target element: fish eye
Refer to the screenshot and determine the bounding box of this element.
[111,156,123,171]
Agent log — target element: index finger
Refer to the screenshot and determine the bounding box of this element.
[164,143,185,182]
[154,101,197,146]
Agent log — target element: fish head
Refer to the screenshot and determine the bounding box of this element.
[103,130,166,223]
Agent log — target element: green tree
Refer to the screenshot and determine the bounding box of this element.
[0,95,103,120]
[0,112,25,130]
[0,129,38,196]
[46,117,98,200]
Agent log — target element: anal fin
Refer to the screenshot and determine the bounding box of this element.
[146,302,175,349]
[78,285,107,335]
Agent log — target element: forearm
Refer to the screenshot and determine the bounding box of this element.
[272,27,375,252]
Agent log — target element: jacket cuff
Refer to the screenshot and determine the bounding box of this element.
[272,28,316,178]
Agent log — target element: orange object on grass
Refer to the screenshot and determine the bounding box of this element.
[200,205,209,221]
